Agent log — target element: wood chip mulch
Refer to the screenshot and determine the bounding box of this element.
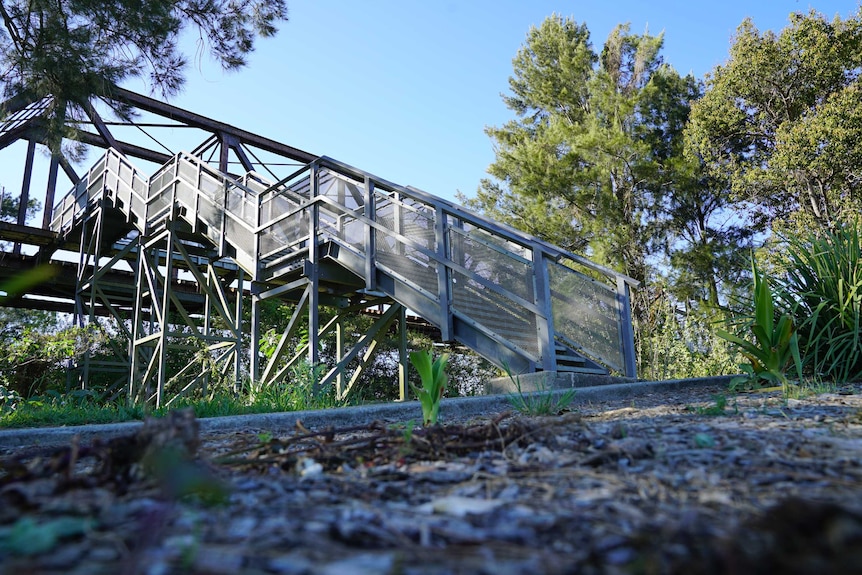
[1,382,861,574]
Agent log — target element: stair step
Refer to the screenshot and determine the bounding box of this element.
[556,356,587,367]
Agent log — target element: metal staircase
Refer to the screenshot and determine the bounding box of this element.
[50,147,637,406]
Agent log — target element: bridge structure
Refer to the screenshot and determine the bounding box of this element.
[0,88,638,407]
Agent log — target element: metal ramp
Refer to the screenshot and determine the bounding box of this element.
[49,146,637,406]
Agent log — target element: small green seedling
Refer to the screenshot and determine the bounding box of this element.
[409,350,449,426]
[694,394,728,416]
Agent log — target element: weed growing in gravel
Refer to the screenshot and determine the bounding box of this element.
[388,420,417,455]
[504,364,576,416]
[693,432,716,448]
[783,378,838,400]
[409,350,449,426]
[257,432,274,444]
[0,516,96,557]
[689,394,737,416]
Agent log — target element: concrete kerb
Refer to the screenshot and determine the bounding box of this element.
[0,376,735,451]
[485,371,641,394]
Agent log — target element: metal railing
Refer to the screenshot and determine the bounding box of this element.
[51,148,638,376]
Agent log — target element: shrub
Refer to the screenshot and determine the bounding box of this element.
[637,287,738,381]
[780,223,862,382]
[717,256,803,389]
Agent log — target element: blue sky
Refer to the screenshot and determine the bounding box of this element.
[153,0,859,204]
[2,0,859,214]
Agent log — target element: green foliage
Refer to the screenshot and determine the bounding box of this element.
[0,383,21,410]
[0,312,106,398]
[409,350,449,426]
[779,222,862,382]
[245,360,335,413]
[144,445,229,506]
[1,390,145,428]
[474,16,673,290]
[783,378,839,400]
[257,431,274,444]
[687,8,862,229]
[693,432,716,448]
[0,266,58,304]
[0,193,39,224]
[466,14,752,329]
[504,364,576,416]
[1,357,342,429]
[445,351,499,397]
[717,257,803,390]
[254,302,488,404]
[637,285,739,381]
[0,0,288,154]
[0,1,288,99]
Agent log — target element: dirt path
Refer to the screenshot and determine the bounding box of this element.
[2,382,861,574]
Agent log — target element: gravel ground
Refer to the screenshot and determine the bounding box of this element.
[1,380,861,574]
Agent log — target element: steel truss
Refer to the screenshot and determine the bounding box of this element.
[1,86,640,410]
[255,283,409,401]
[129,216,245,406]
[71,199,136,399]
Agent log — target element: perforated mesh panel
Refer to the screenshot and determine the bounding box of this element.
[256,173,306,264]
[320,171,366,252]
[150,167,171,198]
[174,179,194,215]
[374,196,439,295]
[259,210,306,260]
[225,188,251,223]
[451,270,539,357]
[548,260,623,371]
[50,149,149,233]
[178,159,196,187]
[449,227,534,304]
[147,183,173,222]
[318,171,364,212]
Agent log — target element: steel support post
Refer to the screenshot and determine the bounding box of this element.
[155,222,176,407]
[320,302,402,401]
[233,268,245,392]
[617,276,638,378]
[250,288,261,385]
[335,317,345,398]
[532,246,557,373]
[202,259,213,398]
[83,233,139,401]
[434,205,453,342]
[41,153,61,231]
[363,176,376,291]
[308,164,321,392]
[76,205,104,389]
[398,305,408,401]
[129,232,164,405]
[41,101,66,230]
[13,139,36,255]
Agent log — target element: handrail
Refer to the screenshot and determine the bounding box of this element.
[49,148,149,234]
[315,155,637,288]
[50,146,636,377]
